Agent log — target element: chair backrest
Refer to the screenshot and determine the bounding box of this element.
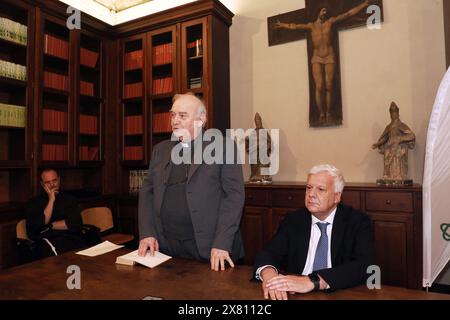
[16,219,29,240]
[81,207,114,233]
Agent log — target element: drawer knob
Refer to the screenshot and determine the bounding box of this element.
[386,200,391,205]
[287,196,293,200]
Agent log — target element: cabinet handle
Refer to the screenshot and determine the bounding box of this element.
[386,200,391,205]
[287,196,293,200]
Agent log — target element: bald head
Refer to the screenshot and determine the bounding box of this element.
[170,93,207,141]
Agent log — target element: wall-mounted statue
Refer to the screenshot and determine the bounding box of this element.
[372,102,415,185]
[245,113,273,184]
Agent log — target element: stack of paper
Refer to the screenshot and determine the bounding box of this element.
[76,241,124,257]
[115,250,171,268]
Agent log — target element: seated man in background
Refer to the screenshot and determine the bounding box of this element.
[26,168,85,259]
[254,164,375,300]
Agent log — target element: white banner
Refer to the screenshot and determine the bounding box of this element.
[423,67,450,287]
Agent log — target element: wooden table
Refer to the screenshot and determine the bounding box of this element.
[0,249,448,300]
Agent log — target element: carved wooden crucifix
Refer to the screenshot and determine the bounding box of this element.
[268,0,383,127]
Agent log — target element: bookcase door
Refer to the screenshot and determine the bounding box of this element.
[78,31,102,164]
[180,18,208,103]
[38,13,71,165]
[122,35,146,165]
[147,25,177,151]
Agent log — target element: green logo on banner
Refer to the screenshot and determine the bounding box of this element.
[441,223,450,241]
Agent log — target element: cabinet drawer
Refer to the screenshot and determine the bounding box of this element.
[365,192,413,212]
[245,189,270,206]
[272,189,304,208]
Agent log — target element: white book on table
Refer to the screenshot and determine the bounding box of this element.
[115,250,171,268]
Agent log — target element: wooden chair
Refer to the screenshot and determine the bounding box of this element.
[81,207,134,245]
[16,219,29,240]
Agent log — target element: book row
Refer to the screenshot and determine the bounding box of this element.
[44,71,69,91]
[124,146,143,160]
[124,115,143,135]
[79,146,99,161]
[0,17,27,45]
[152,43,173,66]
[79,114,98,135]
[42,144,68,161]
[0,59,26,81]
[44,34,69,60]
[0,103,26,128]
[129,169,148,193]
[124,50,143,70]
[152,112,171,133]
[152,77,173,95]
[43,109,67,132]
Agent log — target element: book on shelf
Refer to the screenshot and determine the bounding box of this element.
[79,146,99,161]
[0,103,26,128]
[152,77,173,95]
[124,50,143,70]
[189,77,202,89]
[42,144,68,161]
[187,39,202,58]
[124,82,142,98]
[152,112,171,133]
[79,114,98,135]
[124,115,143,135]
[124,146,143,160]
[129,169,148,193]
[152,43,173,65]
[0,17,27,45]
[80,48,99,68]
[115,250,171,268]
[44,71,69,91]
[80,80,94,96]
[44,34,69,59]
[0,59,26,81]
[43,109,67,132]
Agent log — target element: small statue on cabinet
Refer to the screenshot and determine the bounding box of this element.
[245,113,273,184]
[372,102,416,185]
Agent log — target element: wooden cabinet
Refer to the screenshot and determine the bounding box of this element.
[0,0,34,203]
[242,183,423,289]
[118,0,233,194]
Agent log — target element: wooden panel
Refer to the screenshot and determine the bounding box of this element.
[240,206,269,265]
[117,204,139,240]
[368,212,414,288]
[341,190,361,210]
[366,192,413,212]
[245,189,270,207]
[272,189,304,208]
[0,220,20,270]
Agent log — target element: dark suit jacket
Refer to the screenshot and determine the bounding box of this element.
[138,137,245,260]
[254,204,375,290]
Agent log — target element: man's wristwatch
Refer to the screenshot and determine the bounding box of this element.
[308,272,321,291]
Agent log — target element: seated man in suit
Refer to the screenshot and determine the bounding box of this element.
[254,164,375,300]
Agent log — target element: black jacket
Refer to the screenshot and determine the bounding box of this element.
[254,204,375,290]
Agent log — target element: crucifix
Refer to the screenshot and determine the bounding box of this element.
[268,0,383,127]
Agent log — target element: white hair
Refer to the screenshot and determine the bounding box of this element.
[172,92,207,117]
[309,164,345,193]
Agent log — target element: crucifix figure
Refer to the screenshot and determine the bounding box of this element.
[268,0,382,127]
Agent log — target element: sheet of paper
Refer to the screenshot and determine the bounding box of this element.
[76,240,124,257]
[116,250,171,268]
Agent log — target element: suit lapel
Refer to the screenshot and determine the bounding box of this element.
[156,141,177,213]
[187,135,207,183]
[331,204,345,264]
[297,212,312,272]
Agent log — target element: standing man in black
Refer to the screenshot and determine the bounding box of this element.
[254,164,375,299]
[138,93,245,271]
[26,168,84,259]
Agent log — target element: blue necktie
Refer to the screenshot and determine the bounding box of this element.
[313,222,330,271]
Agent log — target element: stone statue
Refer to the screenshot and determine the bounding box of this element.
[245,113,273,184]
[372,102,416,185]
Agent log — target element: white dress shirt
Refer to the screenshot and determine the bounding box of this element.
[256,207,337,280]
